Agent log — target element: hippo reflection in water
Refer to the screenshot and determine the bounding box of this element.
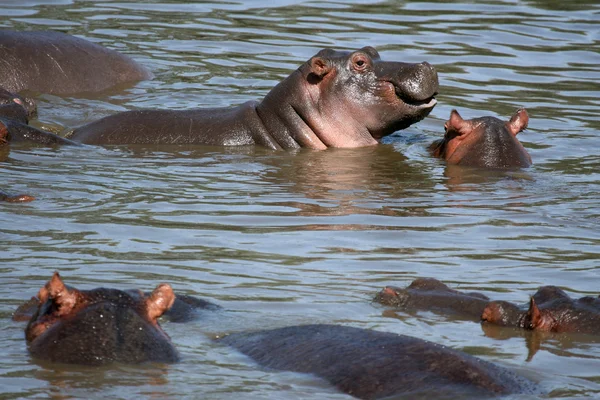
[69,46,438,149]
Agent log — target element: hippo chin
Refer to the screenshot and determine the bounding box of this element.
[70,46,438,150]
[219,324,535,399]
[0,30,152,95]
[430,108,531,168]
[24,272,179,365]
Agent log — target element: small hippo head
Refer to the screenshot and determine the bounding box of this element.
[0,88,37,121]
[431,109,532,168]
[260,46,438,149]
[374,286,409,308]
[25,272,179,365]
[481,300,525,327]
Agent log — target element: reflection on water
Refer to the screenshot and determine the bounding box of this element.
[1,0,599,398]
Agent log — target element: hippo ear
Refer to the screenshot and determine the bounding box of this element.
[146,283,175,321]
[526,296,542,329]
[309,57,332,80]
[507,108,529,136]
[445,110,472,137]
[44,272,78,316]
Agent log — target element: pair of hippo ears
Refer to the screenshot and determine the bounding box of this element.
[37,272,176,321]
[445,108,529,137]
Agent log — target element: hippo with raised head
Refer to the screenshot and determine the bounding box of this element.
[24,272,179,365]
[374,277,490,320]
[219,324,535,399]
[69,46,438,149]
[0,30,152,95]
[481,286,600,335]
[430,108,531,168]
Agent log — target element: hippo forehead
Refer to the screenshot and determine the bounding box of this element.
[313,46,381,63]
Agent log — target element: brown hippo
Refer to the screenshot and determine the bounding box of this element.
[219,324,535,399]
[481,286,600,335]
[24,272,179,365]
[430,108,531,168]
[0,190,35,203]
[0,30,152,95]
[69,46,439,149]
[374,278,490,320]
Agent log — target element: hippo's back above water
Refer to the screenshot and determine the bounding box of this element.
[0,30,152,95]
[220,324,535,399]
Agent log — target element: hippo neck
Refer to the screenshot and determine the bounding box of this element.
[253,69,376,150]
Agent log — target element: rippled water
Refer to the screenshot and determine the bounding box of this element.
[1,1,599,398]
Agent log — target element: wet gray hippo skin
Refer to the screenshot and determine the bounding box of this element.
[0,90,76,146]
[70,46,439,149]
[481,286,600,335]
[430,108,531,168]
[374,277,490,320]
[25,272,179,365]
[219,324,535,399]
[0,30,152,95]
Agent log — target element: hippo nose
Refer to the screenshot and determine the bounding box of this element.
[396,61,439,102]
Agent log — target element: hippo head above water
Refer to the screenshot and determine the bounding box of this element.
[0,88,36,124]
[430,108,532,168]
[258,46,439,148]
[25,272,179,365]
[70,46,439,150]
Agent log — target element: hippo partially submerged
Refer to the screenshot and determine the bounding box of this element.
[219,324,534,399]
[430,109,531,168]
[481,286,600,335]
[70,46,438,149]
[0,30,152,95]
[24,272,180,365]
[374,277,490,320]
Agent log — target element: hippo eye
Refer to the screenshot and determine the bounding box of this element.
[351,54,370,71]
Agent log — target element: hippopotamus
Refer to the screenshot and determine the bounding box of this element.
[24,272,179,365]
[0,30,152,95]
[69,46,438,149]
[0,89,77,146]
[219,324,535,399]
[481,286,600,335]
[0,190,35,203]
[430,108,531,168]
[374,278,490,320]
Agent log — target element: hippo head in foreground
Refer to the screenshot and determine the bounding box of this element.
[430,108,531,168]
[0,88,37,121]
[25,272,179,365]
[258,46,439,149]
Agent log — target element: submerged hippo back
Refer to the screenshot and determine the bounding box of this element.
[0,30,152,95]
[220,324,535,399]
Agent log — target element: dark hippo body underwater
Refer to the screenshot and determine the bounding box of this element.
[0,30,152,95]
[220,324,535,399]
[374,277,490,321]
[430,109,531,168]
[482,286,600,335]
[69,46,438,149]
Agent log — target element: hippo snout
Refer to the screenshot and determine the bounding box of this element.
[394,62,439,104]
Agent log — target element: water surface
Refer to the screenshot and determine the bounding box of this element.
[1,0,599,398]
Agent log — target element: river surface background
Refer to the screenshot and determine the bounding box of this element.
[1,0,599,399]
